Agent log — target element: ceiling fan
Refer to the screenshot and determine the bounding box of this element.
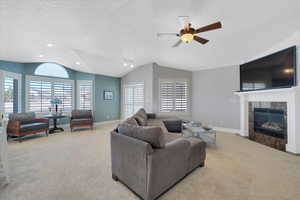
[157,18,222,47]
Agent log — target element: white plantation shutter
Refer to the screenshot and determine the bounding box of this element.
[160,80,188,112]
[124,83,144,118]
[78,81,93,110]
[29,80,52,113]
[160,81,174,112]
[174,82,188,111]
[53,82,73,112]
[4,77,14,114]
[27,76,74,113]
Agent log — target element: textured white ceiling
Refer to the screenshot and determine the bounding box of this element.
[0,0,299,77]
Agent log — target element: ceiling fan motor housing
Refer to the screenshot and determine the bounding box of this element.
[180,28,195,43]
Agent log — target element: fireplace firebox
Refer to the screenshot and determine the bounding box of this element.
[254,108,286,139]
[249,102,287,151]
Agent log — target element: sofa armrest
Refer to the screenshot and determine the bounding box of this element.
[147,113,156,119]
[146,139,189,199]
[110,131,153,199]
[7,120,21,135]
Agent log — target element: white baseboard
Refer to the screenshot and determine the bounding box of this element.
[57,120,120,130]
[94,120,121,126]
[213,127,241,134]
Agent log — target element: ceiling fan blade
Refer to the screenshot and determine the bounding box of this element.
[193,36,209,44]
[172,40,182,47]
[194,22,222,34]
[157,33,179,37]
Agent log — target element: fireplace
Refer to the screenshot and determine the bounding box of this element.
[254,108,286,139]
[249,102,287,151]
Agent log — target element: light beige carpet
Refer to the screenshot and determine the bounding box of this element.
[1,123,300,200]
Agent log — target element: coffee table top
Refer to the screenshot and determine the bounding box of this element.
[183,123,217,144]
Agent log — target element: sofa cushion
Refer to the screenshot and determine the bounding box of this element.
[9,112,36,124]
[20,122,48,132]
[134,114,147,126]
[118,123,165,148]
[71,118,93,125]
[147,119,169,134]
[136,108,147,120]
[124,117,139,126]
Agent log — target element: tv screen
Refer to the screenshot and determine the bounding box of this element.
[240,46,296,91]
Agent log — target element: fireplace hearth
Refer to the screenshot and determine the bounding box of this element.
[249,102,287,151]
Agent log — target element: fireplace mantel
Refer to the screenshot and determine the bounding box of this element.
[235,87,300,154]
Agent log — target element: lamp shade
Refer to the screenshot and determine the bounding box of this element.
[51,98,62,105]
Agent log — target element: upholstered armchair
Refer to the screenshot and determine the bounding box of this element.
[7,112,49,141]
[70,110,93,131]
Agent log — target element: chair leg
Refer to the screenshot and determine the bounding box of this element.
[18,136,23,143]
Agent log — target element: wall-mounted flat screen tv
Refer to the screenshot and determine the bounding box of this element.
[240,46,297,91]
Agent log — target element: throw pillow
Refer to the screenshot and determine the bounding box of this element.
[124,117,139,126]
[134,114,147,126]
[118,123,165,148]
[136,108,147,120]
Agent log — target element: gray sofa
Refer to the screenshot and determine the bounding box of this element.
[111,109,206,200]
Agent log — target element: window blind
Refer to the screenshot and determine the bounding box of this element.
[27,77,74,113]
[53,82,73,112]
[124,83,144,118]
[4,77,14,114]
[160,80,188,112]
[28,80,52,113]
[78,81,93,110]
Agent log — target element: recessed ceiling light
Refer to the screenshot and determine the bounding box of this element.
[76,61,81,65]
[130,64,134,68]
[39,54,44,58]
[123,63,128,67]
[47,43,54,47]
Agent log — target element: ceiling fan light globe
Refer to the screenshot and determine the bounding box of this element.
[181,33,194,43]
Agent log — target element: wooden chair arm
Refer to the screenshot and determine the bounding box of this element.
[7,120,21,134]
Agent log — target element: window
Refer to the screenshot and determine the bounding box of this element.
[0,71,22,115]
[26,76,74,113]
[124,83,144,118]
[159,80,188,112]
[4,77,15,114]
[34,63,69,78]
[77,80,93,110]
[28,80,52,113]
[53,82,73,112]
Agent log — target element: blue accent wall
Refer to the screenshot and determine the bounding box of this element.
[0,61,121,123]
[94,75,121,122]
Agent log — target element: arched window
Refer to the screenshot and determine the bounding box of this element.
[34,63,69,78]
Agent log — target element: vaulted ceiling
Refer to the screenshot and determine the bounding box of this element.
[0,0,299,77]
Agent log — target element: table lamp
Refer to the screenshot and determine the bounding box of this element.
[51,98,62,114]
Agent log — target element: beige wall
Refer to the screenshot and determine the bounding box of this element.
[192,65,240,129]
[152,63,193,119]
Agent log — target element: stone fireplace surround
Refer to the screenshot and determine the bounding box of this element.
[236,87,300,154]
[249,102,287,151]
